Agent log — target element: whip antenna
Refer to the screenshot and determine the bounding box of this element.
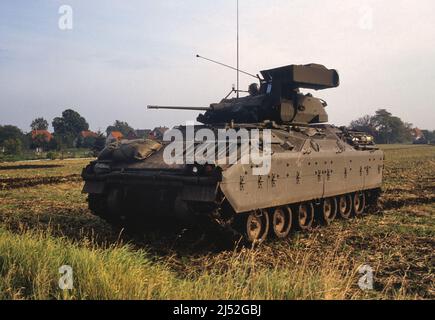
[195,55,257,79]
[237,0,239,98]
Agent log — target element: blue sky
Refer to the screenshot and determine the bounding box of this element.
[1,0,435,132]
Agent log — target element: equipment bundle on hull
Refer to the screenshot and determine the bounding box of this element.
[82,64,383,244]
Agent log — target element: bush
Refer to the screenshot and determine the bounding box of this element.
[46,151,57,160]
[3,138,22,155]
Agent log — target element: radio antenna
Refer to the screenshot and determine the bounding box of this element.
[236,0,239,98]
[196,54,258,79]
[196,2,265,96]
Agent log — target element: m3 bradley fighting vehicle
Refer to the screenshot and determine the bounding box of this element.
[82,63,383,243]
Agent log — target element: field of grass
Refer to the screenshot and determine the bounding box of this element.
[0,145,433,300]
[0,159,91,178]
[0,148,94,163]
[0,159,90,190]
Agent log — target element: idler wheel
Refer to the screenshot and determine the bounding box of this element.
[353,192,366,216]
[245,209,269,244]
[296,202,314,231]
[271,206,293,239]
[338,194,352,219]
[320,197,337,226]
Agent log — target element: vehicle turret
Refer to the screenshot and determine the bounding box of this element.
[148,64,339,126]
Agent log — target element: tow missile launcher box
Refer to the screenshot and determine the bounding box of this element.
[261,64,340,90]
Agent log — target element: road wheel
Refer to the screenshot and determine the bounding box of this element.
[320,197,337,225]
[245,210,269,244]
[296,202,314,231]
[338,194,352,219]
[353,192,366,216]
[271,206,293,239]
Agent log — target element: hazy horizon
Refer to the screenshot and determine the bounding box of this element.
[1,0,435,132]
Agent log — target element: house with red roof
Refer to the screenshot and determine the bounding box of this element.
[31,130,53,142]
[31,130,53,152]
[80,130,98,139]
[74,130,99,147]
[411,128,427,144]
[106,131,124,144]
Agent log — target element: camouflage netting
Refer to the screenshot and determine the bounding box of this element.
[98,139,162,162]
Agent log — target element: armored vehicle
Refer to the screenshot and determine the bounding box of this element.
[82,64,383,243]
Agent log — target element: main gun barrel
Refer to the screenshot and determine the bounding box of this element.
[147,105,209,111]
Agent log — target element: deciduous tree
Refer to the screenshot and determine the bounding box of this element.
[106,120,134,137]
[30,117,49,131]
[52,109,89,147]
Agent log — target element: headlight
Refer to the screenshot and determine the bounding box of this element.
[188,164,215,175]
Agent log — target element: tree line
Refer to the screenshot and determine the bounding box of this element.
[349,109,434,144]
[0,109,140,156]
